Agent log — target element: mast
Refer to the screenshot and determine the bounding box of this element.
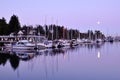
[79,32,80,39]
[51,17,54,41]
[71,29,72,40]
[44,16,47,38]
[67,29,69,40]
[56,19,58,40]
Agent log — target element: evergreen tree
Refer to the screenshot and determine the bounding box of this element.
[0,17,8,35]
[8,15,21,35]
[36,25,45,35]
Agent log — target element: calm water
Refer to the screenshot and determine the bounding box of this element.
[0,42,120,80]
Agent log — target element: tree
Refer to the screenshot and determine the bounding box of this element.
[45,25,49,38]
[8,15,21,35]
[0,17,8,35]
[36,25,45,36]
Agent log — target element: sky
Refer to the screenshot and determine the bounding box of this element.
[0,0,120,36]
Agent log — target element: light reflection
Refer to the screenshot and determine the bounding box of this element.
[63,53,66,59]
[97,51,101,59]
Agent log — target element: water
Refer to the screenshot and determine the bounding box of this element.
[0,42,120,80]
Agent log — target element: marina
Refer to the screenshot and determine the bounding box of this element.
[0,0,120,79]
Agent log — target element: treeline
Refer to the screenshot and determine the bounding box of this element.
[0,15,20,35]
[0,15,105,40]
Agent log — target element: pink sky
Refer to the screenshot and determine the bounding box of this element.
[0,0,120,36]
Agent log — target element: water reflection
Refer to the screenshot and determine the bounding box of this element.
[79,42,105,49]
[1,43,119,80]
[15,51,35,61]
[97,51,101,59]
[0,43,105,69]
[0,53,8,66]
[9,54,20,70]
[0,53,19,70]
[49,49,65,56]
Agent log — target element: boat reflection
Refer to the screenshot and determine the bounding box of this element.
[0,43,105,71]
[0,48,67,71]
[49,49,65,56]
[15,51,35,61]
[79,42,105,49]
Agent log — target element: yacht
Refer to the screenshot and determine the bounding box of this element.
[5,40,35,50]
[36,40,54,49]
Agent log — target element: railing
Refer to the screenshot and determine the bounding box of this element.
[0,35,46,43]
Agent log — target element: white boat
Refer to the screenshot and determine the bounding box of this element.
[52,40,69,48]
[68,39,79,47]
[5,40,35,50]
[62,40,70,47]
[36,42,46,49]
[76,39,82,44]
[71,39,79,46]
[44,40,53,48]
[94,39,103,44]
[37,40,54,49]
[82,39,93,43]
[4,43,12,48]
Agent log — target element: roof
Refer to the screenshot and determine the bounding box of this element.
[18,31,23,35]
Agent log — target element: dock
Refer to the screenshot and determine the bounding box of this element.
[0,35,46,43]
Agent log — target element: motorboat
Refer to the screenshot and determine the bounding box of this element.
[36,42,46,49]
[36,40,53,49]
[44,40,53,48]
[62,40,70,47]
[5,40,35,50]
[82,39,93,43]
[94,39,104,44]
